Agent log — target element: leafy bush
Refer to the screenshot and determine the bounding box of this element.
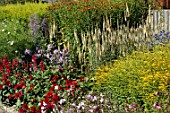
[0,0,40,6]
[0,19,33,60]
[93,42,170,111]
[0,2,49,21]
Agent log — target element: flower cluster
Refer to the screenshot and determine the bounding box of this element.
[0,54,85,113]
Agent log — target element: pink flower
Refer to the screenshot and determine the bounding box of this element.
[154,102,161,110]
[132,104,138,110]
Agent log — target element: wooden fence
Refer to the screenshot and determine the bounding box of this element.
[150,10,170,31]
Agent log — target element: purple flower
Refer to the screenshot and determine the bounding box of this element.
[59,57,63,63]
[132,104,137,110]
[24,49,32,55]
[47,44,53,50]
[53,49,59,54]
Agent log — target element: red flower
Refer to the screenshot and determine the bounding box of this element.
[51,76,58,83]
[28,75,33,80]
[39,61,45,72]
[14,81,25,90]
[30,106,36,113]
[8,94,13,99]
[14,84,20,90]
[45,91,54,98]
[36,109,41,113]
[6,68,11,74]
[62,75,66,79]
[21,77,25,81]
[5,80,11,87]
[71,80,77,86]
[46,102,55,110]
[0,66,3,72]
[2,74,8,80]
[12,59,19,69]
[52,94,60,103]
[30,84,34,90]
[3,56,7,60]
[20,81,26,89]
[0,84,3,90]
[14,91,23,99]
[79,78,85,82]
[19,104,28,113]
[41,66,45,72]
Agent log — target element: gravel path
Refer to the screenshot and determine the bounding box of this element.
[0,104,18,113]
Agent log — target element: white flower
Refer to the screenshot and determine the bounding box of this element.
[92,96,97,102]
[79,101,84,106]
[71,103,76,107]
[8,32,10,34]
[54,85,59,90]
[2,29,5,32]
[87,94,92,100]
[8,41,14,45]
[41,106,45,110]
[43,101,47,106]
[60,110,64,113]
[89,109,93,113]
[59,99,66,105]
[100,97,104,103]
[100,93,104,97]
[15,50,18,53]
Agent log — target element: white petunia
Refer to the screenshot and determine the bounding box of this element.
[8,41,14,45]
[59,99,66,105]
[54,85,59,90]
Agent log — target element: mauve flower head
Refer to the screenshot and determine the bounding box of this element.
[53,49,59,54]
[47,44,53,50]
[93,105,100,111]
[24,49,32,55]
[153,102,161,110]
[132,104,138,110]
[164,31,169,35]
[59,57,63,63]
[41,18,48,28]
[87,94,92,100]
[29,13,40,34]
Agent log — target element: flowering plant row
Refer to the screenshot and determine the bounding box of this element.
[0,47,85,113]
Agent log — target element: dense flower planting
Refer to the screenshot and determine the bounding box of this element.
[0,49,85,113]
[93,41,170,112]
[1,1,169,113]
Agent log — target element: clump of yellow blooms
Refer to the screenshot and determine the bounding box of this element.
[0,2,49,21]
[93,43,170,103]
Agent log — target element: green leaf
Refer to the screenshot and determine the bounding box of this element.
[16,99,21,107]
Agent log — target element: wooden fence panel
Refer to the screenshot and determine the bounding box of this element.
[150,10,170,31]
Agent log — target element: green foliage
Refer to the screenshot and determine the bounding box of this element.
[93,43,170,110]
[0,0,35,6]
[0,2,49,22]
[0,19,33,60]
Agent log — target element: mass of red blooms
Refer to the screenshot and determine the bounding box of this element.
[0,55,85,113]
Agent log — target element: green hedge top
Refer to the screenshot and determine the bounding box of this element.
[0,2,49,21]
